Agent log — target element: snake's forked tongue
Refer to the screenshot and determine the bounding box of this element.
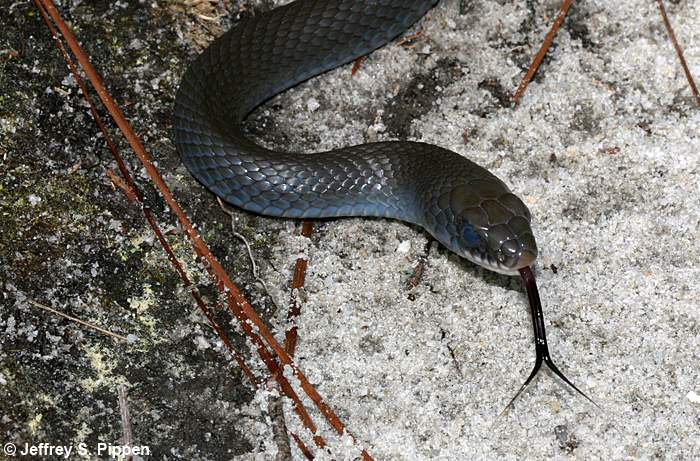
[500,267,598,415]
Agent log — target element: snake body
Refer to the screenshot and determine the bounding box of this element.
[172,0,537,275]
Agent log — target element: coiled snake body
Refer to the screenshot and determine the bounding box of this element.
[172,0,538,276]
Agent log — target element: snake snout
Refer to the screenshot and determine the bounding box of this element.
[492,215,538,270]
[493,235,537,270]
[499,242,537,270]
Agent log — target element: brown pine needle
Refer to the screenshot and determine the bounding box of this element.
[291,432,314,460]
[284,221,315,457]
[512,0,575,104]
[284,221,314,357]
[656,0,700,107]
[352,56,367,76]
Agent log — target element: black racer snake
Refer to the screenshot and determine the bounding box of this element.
[172,0,595,410]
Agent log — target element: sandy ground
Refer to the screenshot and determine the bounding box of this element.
[2,0,699,460]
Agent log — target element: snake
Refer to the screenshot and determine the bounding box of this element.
[172,0,594,408]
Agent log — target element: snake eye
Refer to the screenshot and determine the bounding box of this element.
[461,223,482,248]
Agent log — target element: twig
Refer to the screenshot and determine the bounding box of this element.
[395,30,425,48]
[216,197,273,298]
[118,385,134,461]
[268,380,293,461]
[407,240,432,290]
[656,0,700,107]
[512,0,575,104]
[27,300,128,342]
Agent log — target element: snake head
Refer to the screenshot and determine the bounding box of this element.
[433,179,538,276]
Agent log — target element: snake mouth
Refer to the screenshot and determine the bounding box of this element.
[512,249,537,270]
[464,246,537,276]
